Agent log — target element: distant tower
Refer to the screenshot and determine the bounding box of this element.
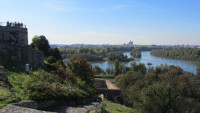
[128,40,133,46]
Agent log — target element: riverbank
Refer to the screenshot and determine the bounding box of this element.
[92,51,200,74]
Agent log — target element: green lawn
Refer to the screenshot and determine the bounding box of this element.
[102,100,139,113]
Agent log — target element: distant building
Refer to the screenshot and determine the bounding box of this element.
[128,40,133,46]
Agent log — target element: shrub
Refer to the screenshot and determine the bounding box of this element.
[25,69,90,102]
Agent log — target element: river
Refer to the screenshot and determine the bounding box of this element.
[92,51,200,74]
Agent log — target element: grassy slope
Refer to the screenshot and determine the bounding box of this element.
[96,74,114,78]
[0,72,30,108]
[102,100,139,113]
[95,74,115,82]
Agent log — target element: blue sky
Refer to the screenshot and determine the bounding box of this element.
[0,0,200,45]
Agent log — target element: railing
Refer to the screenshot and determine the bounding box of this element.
[0,22,26,28]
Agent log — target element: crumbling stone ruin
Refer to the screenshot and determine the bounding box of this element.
[0,21,44,68]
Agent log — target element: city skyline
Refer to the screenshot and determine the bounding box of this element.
[0,0,200,45]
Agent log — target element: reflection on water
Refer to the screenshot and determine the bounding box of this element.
[92,51,200,74]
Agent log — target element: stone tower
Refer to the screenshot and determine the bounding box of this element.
[0,22,28,45]
[0,21,44,68]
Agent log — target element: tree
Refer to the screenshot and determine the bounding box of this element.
[130,48,141,58]
[119,63,125,74]
[196,66,200,76]
[114,60,120,76]
[31,35,50,57]
[48,48,62,60]
[45,56,57,64]
[67,56,95,84]
[94,65,103,74]
[130,61,137,71]
[106,67,112,74]
[137,63,147,74]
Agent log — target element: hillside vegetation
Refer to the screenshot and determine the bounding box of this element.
[0,35,96,108]
[115,63,200,113]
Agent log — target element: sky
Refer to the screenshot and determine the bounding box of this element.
[0,0,200,45]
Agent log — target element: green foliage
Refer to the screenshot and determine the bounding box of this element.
[31,35,50,57]
[60,46,159,62]
[114,60,120,76]
[48,48,62,60]
[45,56,57,64]
[115,71,144,89]
[130,48,141,58]
[130,61,146,74]
[26,69,90,101]
[94,65,104,74]
[151,47,200,61]
[116,64,200,113]
[108,52,130,62]
[67,56,95,80]
[60,48,104,62]
[106,67,113,74]
[31,35,62,63]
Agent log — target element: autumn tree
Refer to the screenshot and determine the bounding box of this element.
[67,56,96,85]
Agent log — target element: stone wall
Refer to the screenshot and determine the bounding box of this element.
[94,78,121,100]
[0,26,28,46]
[0,42,44,68]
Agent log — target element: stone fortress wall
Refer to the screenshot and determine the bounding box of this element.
[94,78,121,100]
[0,22,28,45]
[0,22,44,68]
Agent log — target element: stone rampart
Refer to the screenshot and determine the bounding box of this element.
[0,26,28,46]
[94,78,121,100]
[0,42,44,68]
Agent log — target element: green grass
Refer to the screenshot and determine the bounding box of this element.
[102,100,139,113]
[0,72,30,108]
[95,74,116,83]
[89,110,95,113]
[0,87,12,100]
[96,74,114,78]
[7,72,30,100]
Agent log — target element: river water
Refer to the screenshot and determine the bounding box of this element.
[92,51,200,74]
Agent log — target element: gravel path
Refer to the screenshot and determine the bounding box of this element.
[0,101,103,113]
[49,102,103,113]
[0,105,51,113]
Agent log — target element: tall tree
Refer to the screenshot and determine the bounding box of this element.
[114,60,120,76]
[31,35,50,57]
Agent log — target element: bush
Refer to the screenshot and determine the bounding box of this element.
[25,69,90,102]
